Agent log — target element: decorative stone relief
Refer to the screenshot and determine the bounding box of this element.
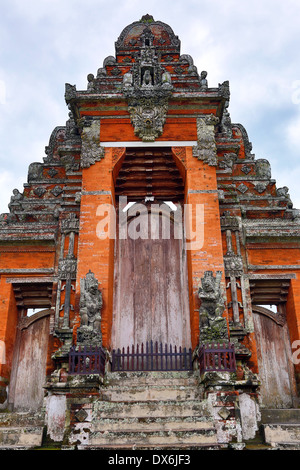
[199,71,208,90]
[80,118,105,168]
[58,257,77,281]
[237,183,248,194]
[254,183,267,194]
[77,271,103,346]
[241,164,252,175]
[277,187,293,208]
[33,187,46,198]
[122,41,173,142]
[193,114,219,166]
[224,255,244,277]
[8,189,24,213]
[198,271,228,343]
[51,186,63,197]
[255,159,271,179]
[219,152,237,171]
[28,162,44,182]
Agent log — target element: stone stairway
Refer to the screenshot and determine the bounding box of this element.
[0,410,45,449]
[70,371,224,450]
[260,409,300,449]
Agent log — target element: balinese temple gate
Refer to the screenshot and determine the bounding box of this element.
[0,15,300,450]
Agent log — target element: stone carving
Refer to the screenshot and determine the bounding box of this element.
[179,55,198,76]
[193,114,219,166]
[277,187,293,208]
[87,73,95,91]
[81,118,105,168]
[126,92,170,142]
[8,189,23,213]
[224,254,244,277]
[58,256,77,280]
[200,71,208,90]
[65,83,77,102]
[51,186,63,197]
[123,72,133,88]
[255,159,271,179]
[28,162,44,182]
[255,183,267,194]
[237,183,248,194]
[34,187,46,198]
[198,271,228,343]
[233,123,254,159]
[122,38,173,142]
[219,152,237,170]
[48,168,58,178]
[77,271,103,345]
[162,69,172,87]
[44,127,66,163]
[241,164,252,175]
[65,110,80,141]
[61,213,80,234]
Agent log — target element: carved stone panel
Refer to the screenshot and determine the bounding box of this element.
[77,271,103,346]
[81,119,105,168]
[193,114,219,166]
[198,271,228,343]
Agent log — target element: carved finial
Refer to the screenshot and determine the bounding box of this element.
[140,14,154,23]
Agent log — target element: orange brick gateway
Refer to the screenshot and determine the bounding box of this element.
[0,15,299,450]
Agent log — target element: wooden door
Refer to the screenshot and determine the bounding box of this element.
[253,306,297,408]
[9,310,50,410]
[112,208,191,350]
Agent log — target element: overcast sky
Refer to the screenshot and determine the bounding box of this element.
[0,0,300,213]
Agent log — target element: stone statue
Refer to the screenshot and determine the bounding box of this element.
[77,271,103,345]
[161,70,172,88]
[198,271,228,343]
[123,72,133,88]
[142,69,153,87]
[8,189,23,212]
[255,159,271,179]
[200,71,208,90]
[87,73,95,92]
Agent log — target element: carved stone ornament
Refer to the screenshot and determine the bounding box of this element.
[224,254,244,277]
[122,43,173,142]
[58,256,77,280]
[198,271,228,343]
[77,271,103,345]
[255,158,271,179]
[193,114,219,166]
[81,118,105,168]
[61,213,79,234]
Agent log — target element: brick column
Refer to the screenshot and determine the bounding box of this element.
[0,278,18,407]
[286,275,300,393]
[183,146,226,349]
[75,147,116,349]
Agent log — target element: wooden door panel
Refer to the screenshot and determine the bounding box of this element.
[112,211,191,349]
[253,311,296,408]
[9,311,50,410]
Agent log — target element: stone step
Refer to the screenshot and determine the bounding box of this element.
[0,426,44,449]
[87,428,218,448]
[0,411,45,427]
[92,416,214,433]
[100,385,202,402]
[263,423,300,447]
[260,408,300,425]
[106,371,199,388]
[93,400,210,419]
[77,442,224,450]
